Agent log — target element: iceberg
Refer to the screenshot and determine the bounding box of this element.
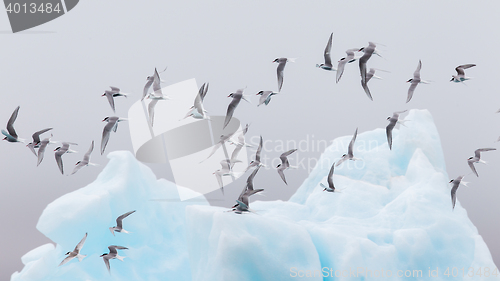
[12,109,498,281]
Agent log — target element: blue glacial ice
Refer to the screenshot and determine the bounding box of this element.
[12,109,499,280]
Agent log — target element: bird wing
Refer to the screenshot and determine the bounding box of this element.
[105,92,116,112]
[277,166,288,185]
[32,128,52,143]
[59,255,74,267]
[280,148,297,162]
[101,121,114,155]
[255,136,263,162]
[75,233,88,252]
[224,96,240,129]
[142,77,154,100]
[84,140,94,162]
[55,151,64,174]
[475,148,496,158]
[230,143,243,163]
[386,121,396,150]
[246,166,260,191]
[456,64,475,75]
[327,162,335,190]
[361,80,373,101]
[103,257,111,272]
[148,99,158,127]
[468,160,479,177]
[323,33,333,67]
[277,60,286,92]
[348,128,358,157]
[335,157,347,167]
[109,86,120,92]
[366,68,375,83]
[27,143,37,156]
[406,81,418,103]
[413,60,422,79]
[451,183,458,209]
[37,141,48,166]
[336,58,348,83]
[6,106,20,138]
[152,68,163,97]
[71,161,85,175]
[116,210,136,228]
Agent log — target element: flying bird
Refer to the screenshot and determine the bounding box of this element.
[358,42,377,85]
[102,87,128,112]
[467,148,496,177]
[316,33,336,71]
[101,116,127,155]
[142,67,167,100]
[213,159,241,194]
[406,60,430,103]
[256,90,278,106]
[146,68,170,126]
[276,148,298,185]
[2,106,24,143]
[245,135,265,172]
[37,135,55,166]
[100,245,128,273]
[450,175,468,210]
[71,140,96,175]
[109,210,136,236]
[183,82,209,120]
[202,132,236,162]
[224,88,248,129]
[336,48,359,83]
[360,68,381,101]
[336,128,359,167]
[232,166,264,211]
[26,128,52,156]
[59,233,87,266]
[273,57,295,92]
[386,110,408,150]
[450,64,476,83]
[54,142,78,175]
[320,162,336,192]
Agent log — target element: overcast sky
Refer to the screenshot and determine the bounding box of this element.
[1,1,499,279]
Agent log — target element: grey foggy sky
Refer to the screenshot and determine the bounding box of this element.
[1,0,499,279]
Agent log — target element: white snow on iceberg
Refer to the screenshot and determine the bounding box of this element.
[12,109,499,281]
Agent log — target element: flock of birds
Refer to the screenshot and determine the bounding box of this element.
[2,32,496,272]
[58,210,136,272]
